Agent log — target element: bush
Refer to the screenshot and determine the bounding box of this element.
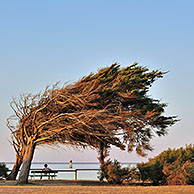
[0,163,8,179]
[98,159,139,184]
[163,160,194,185]
[183,160,194,184]
[137,159,164,185]
[137,144,194,185]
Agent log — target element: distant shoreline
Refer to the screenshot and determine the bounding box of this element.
[3,161,137,165]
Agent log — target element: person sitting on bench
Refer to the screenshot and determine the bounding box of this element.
[40,164,51,180]
[42,164,51,171]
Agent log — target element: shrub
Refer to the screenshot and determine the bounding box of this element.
[183,160,194,184]
[0,163,8,179]
[137,144,194,185]
[98,159,138,184]
[137,159,164,185]
[163,160,194,185]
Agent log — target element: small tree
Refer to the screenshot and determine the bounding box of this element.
[98,159,131,184]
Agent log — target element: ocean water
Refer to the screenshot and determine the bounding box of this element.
[5,162,136,180]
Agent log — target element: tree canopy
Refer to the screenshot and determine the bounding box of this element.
[7,63,177,184]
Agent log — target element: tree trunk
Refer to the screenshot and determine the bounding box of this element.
[17,142,35,185]
[6,155,23,180]
[98,142,107,181]
[99,142,105,166]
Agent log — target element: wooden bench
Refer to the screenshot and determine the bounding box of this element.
[29,170,58,180]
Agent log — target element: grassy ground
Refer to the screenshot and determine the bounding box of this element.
[0,180,194,194]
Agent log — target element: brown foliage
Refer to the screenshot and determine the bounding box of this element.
[137,145,194,185]
[7,63,177,184]
[9,63,177,155]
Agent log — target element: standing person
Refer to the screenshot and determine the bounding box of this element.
[69,160,72,168]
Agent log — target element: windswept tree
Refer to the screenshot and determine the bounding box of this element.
[6,93,40,180]
[8,63,177,184]
[6,126,25,180]
[67,63,177,162]
[8,83,126,184]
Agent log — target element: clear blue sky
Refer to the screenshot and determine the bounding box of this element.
[0,0,193,163]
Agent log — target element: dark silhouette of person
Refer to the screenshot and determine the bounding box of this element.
[40,164,51,180]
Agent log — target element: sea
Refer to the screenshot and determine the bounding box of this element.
[5,162,136,180]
